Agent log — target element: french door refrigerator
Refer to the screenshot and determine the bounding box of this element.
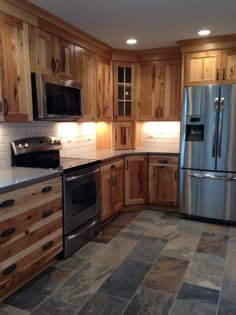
[180,84,236,221]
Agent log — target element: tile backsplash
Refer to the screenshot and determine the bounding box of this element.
[0,121,96,168]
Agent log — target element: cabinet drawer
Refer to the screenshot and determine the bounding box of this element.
[101,158,124,173]
[0,177,62,220]
[149,155,179,166]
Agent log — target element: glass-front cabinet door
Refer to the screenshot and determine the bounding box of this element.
[113,62,137,121]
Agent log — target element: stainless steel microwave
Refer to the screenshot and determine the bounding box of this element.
[31,73,83,121]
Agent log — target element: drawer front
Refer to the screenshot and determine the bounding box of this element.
[101,158,124,173]
[149,155,179,166]
[0,177,62,220]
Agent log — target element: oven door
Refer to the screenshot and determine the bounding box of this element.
[63,167,100,235]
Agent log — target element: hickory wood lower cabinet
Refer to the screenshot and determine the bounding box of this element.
[0,176,62,301]
[100,158,124,222]
[148,155,179,207]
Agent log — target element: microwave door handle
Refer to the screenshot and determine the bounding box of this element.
[218,98,224,158]
[212,97,219,157]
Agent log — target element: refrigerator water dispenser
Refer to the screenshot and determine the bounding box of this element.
[185,116,204,141]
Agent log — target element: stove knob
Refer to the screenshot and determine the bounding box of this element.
[54,140,58,145]
[50,140,54,145]
[57,140,62,145]
[23,143,29,149]
[17,144,23,150]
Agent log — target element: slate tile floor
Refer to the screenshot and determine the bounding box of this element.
[1,210,236,315]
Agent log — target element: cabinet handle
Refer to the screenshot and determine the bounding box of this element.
[3,264,17,276]
[158,159,168,164]
[1,227,16,238]
[222,68,226,80]
[155,107,158,117]
[160,107,163,117]
[0,199,15,208]
[113,175,117,185]
[110,164,115,169]
[216,69,219,81]
[0,101,2,113]
[152,66,156,89]
[42,209,53,218]
[4,99,9,117]
[97,107,101,118]
[41,186,52,193]
[56,59,61,73]
[43,240,53,251]
[174,170,177,181]
[126,160,129,170]
[51,57,56,72]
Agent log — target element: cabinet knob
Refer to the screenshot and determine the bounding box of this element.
[216,69,219,81]
[3,264,17,276]
[0,199,15,208]
[222,68,226,80]
[1,227,16,237]
[41,186,52,193]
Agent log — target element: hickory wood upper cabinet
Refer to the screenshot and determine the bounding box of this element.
[148,155,178,207]
[137,59,181,121]
[29,26,75,79]
[125,155,147,206]
[100,159,124,222]
[75,46,95,121]
[220,48,236,83]
[95,56,113,121]
[113,62,138,121]
[0,13,32,122]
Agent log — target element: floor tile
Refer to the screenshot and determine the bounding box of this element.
[95,238,138,268]
[127,236,167,263]
[31,298,79,315]
[196,232,229,258]
[203,223,230,236]
[146,223,178,240]
[98,259,152,300]
[0,303,30,315]
[143,255,189,295]
[217,278,236,315]
[116,224,146,241]
[111,211,141,226]
[93,224,124,243]
[51,262,113,308]
[123,286,174,315]
[77,293,128,315]
[162,233,201,260]
[184,252,224,290]
[3,267,73,312]
[170,283,220,315]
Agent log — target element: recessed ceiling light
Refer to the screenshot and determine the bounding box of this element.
[126,38,137,45]
[198,29,211,36]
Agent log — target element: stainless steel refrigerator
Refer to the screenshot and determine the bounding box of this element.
[180,84,236,221]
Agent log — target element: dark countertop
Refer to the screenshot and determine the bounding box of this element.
[0,167,63,194]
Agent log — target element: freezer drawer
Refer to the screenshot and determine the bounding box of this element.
[180,169,236,221]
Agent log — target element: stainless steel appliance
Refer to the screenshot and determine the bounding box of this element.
[31,73,83,121]
[11,137,101,258]
[180,84,236,222]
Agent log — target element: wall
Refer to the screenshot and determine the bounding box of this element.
[143,122,180,152]
[0,121,96,168]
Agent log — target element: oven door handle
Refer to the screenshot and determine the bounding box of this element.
[65,168,100,182]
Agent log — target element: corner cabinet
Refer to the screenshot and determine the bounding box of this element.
[148,155,179,207]
[125,155,147,205]
[95,56,113,121]
[100,158,124,222]
[0,13,32,122]
[137,59,181,121]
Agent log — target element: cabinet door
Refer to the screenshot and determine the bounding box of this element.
[75,46,95,121]
[114,122,134,150]
[29,26,54,75]
[125,155,147,205]
[54,37,75,79]
[100,170,114,221]
[221,48,236,83]
[0,14,32,122]
[184,51,220,86]
[96,57,112,121]
[149,164,178,206]
[113,166,124,212]
[159,60,181,121]
[137,62,159,120]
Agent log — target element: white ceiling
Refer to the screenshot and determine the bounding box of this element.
[28,0,236,50]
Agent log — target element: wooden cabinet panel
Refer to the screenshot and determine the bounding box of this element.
[113,165,124,212]
[54,37,75,79]
[221,48,236,83]
[184,51,220,86]
[114,122,134,150]
[96,56,113,121]
[75,46,95,121]
[100,171,114,221]
[0,14,32,122]
[125,155,147,205]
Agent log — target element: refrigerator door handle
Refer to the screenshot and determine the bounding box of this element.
[218,97,224,158]
[212,97,219,157]
[189,173,236,181]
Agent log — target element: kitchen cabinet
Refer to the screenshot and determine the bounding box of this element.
[113,62,137,121]
[75,46,95,121]
[113,122,143,150]
[29,26,75,79]
[220,48,236,83]
[101,158,124,221]
[148,155,178,207]
[95,56,113,121]
[0,177,62,301]
[0,13,32,122]
[137,59,181,121]
[125,155,147,205]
